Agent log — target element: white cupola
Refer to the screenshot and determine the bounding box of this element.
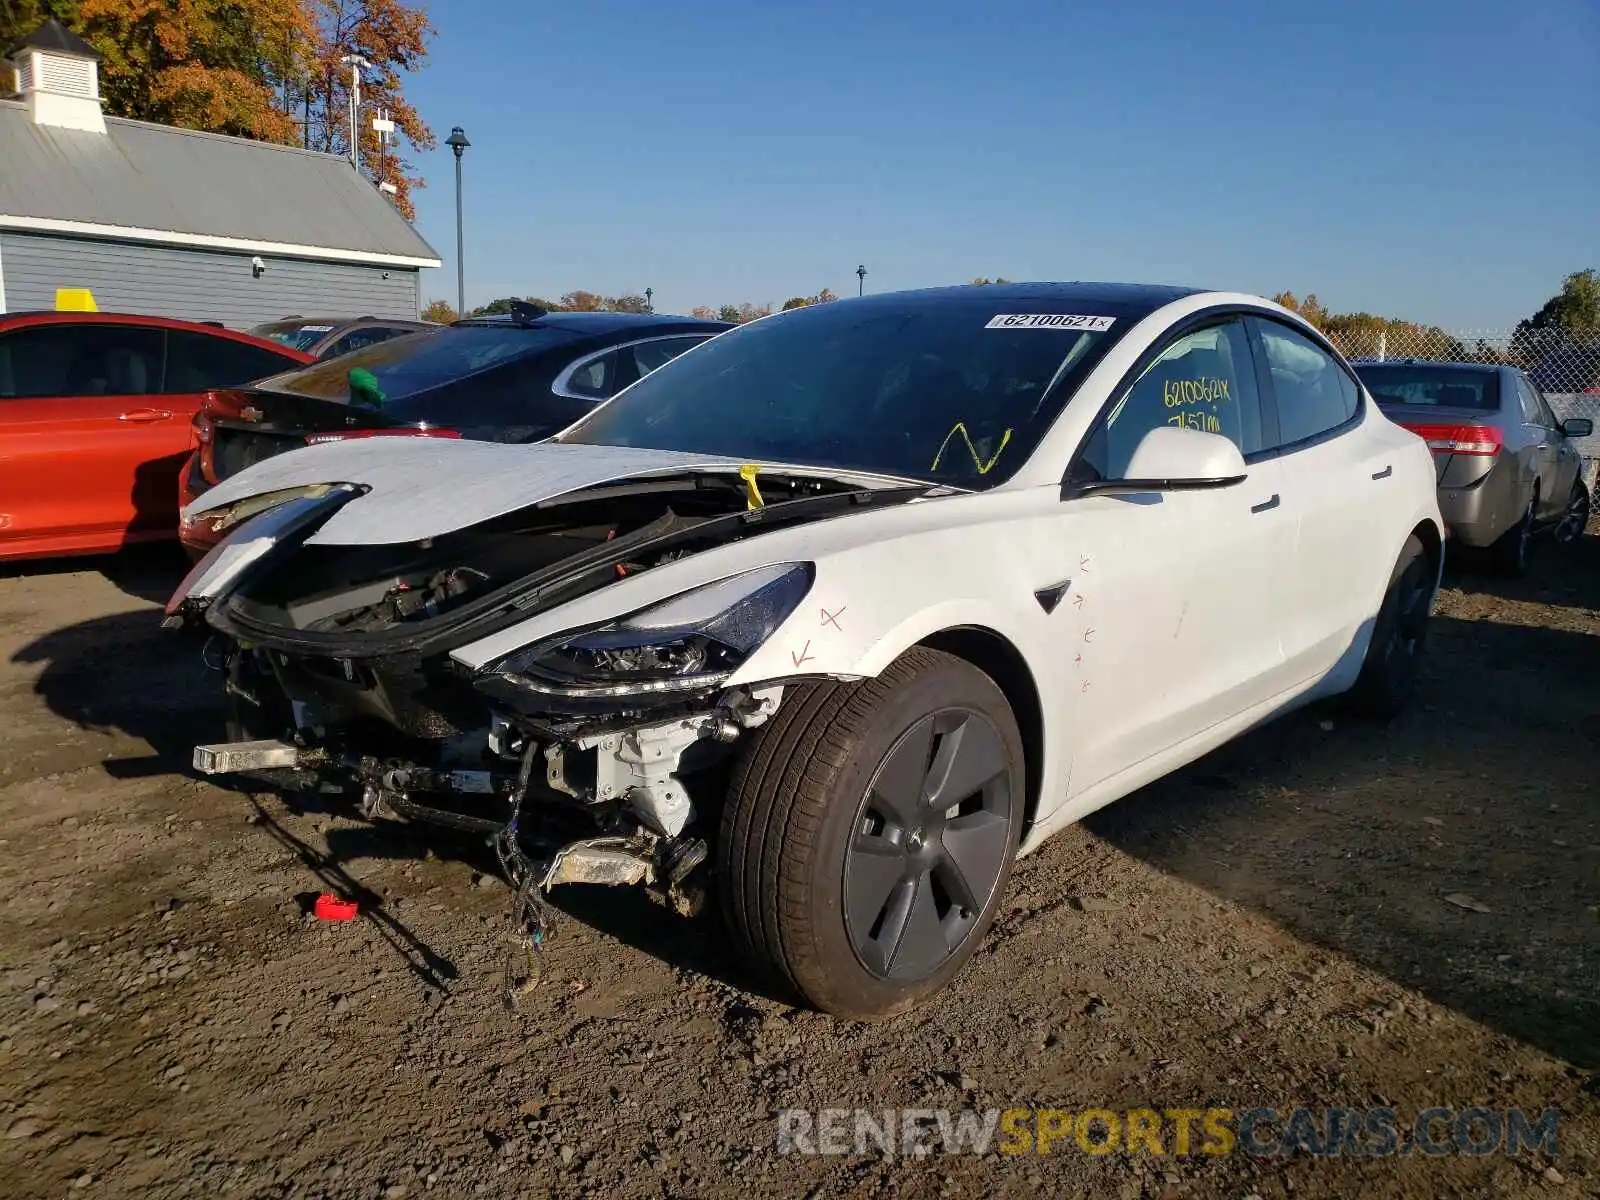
[8,18,105,134]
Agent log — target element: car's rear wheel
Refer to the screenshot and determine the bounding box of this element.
[1552,480,1591,545]
[1488,490,1536,576]
[718,647,1024,1019]
[1349,534,1433,720]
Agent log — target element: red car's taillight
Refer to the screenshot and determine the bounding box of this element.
[1399,422,1503,456]
[304,427,462,445]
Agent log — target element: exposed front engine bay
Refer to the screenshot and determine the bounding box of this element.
[168,468,929,995]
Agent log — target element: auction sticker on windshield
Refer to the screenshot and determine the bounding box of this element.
[985,314,1116,331]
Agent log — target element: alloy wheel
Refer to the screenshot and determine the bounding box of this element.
[844,708,1014,982]
[1553,486,1591,544]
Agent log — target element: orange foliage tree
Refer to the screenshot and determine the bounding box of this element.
[297,0,435,218]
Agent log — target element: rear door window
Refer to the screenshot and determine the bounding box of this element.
[164,330,303,392]
[561,349,623,400]
[630,336,708,379]
[1253,319,1360,447]
[1516,375,1557,429]
[0,323,165,398]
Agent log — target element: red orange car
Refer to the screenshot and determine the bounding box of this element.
[0,312,311,562]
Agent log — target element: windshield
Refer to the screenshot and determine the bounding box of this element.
[250,326,577,405]
[555,298,1123,486]
[1354,365,1499,411]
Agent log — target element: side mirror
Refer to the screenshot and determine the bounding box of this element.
[1559,417,1593,438]
[1064,426,1248,499]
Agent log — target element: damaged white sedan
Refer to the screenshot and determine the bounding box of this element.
[165,283,1443,1018]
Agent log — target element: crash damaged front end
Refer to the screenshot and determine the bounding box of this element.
[165,471,922,990]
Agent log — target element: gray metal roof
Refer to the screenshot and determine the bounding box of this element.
[0,100,441,266]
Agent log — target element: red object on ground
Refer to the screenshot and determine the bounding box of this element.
[314,893,359,921]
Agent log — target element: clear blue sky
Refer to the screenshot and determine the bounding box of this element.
[401,0,1598,328]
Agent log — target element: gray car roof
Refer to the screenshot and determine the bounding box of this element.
[0,100,440,265]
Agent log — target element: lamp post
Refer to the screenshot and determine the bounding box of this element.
[645,287,653,313]
[446,126,471,317]
[856,264,867,296]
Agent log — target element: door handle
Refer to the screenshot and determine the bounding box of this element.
[1371,464,1392,480]
[118,408,172,422]
[1250,494,1280,514]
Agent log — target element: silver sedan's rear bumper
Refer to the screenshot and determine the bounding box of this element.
[1436,460,1524,547]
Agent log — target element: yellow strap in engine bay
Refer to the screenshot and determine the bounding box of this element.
[739,463,765,509]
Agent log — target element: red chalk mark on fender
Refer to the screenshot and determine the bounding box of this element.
[1074,651,1083,667]
[791,641,815,668]
[820,605,846,631]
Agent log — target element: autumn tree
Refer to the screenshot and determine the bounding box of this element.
[779,288,838,311]
[970,277,1012,286]
[297,0,435,218]
[34,0,306,140]
[558,290,604,312]
[603,294,650,313]
[419,299,455,323]
[1270,291,1332,329]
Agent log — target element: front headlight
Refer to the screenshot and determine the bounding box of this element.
[479,562,813,701]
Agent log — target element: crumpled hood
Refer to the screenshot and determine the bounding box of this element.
[183,437,920,547]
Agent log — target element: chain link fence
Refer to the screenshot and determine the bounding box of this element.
[1325,325,1600,493]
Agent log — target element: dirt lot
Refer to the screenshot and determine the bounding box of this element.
[1,524,1596,1200]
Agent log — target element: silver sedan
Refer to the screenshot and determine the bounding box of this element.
[1354,360,1592,574]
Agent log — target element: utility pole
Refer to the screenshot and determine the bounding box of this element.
[645,287,653,313]
[856,264,867,296]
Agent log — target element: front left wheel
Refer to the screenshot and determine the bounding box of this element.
[718,648,1025,1019]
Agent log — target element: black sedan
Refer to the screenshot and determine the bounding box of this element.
[179,304,731,553]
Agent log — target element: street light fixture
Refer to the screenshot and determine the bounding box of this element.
[645,287,653,312]
[446,126,471,318]
[856,264,867,296]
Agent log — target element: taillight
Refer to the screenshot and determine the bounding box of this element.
[304,427,462,446]
[1399,422,1502,456]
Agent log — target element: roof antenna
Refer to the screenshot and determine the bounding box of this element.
[508,299,548,324]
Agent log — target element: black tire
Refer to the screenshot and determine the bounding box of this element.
[1348,534,1433,720]
[1488,490,1536,577]
[1553,480,1591,545]
[718,647,1025,1019]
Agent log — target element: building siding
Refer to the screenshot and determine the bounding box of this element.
[0,231,421,327]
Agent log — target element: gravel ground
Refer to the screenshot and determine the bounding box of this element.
[0,523,1596,1199]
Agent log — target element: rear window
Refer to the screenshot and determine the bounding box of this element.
[250,326,578,405]
[258,323,336,351]
[1354,365,1499,411]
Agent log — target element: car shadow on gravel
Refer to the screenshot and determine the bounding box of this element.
[0,541,192,606]
[1085,611,1600,1069]
[10,609,222,769]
